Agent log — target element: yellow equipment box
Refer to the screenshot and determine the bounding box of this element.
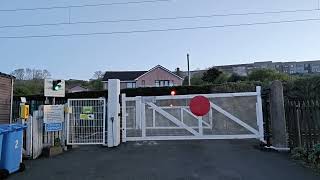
[20,104,29,119]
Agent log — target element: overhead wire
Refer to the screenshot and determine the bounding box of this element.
[1,1,319,39]
[0,0,172,12]
[0,8,318,29]
[1,18,319,39]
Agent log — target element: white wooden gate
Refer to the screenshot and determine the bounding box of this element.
[67,98,106,145]
[122,87,264,142]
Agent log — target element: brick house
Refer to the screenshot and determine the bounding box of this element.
[0,72,15,124]
[102,65,183,89]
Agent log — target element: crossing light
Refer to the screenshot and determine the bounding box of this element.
[170,90,176,96]
[52,80,62,91]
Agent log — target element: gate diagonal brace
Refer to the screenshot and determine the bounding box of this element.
[181,108,211,128]
[146,102,200,136]
[210,102,259,135]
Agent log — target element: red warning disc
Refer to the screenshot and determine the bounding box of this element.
[189,96,210,116]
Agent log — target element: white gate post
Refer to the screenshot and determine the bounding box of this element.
[256,86,265,142]
[121,94,127,142]
[107,79,121,147]
[135,96,142,129]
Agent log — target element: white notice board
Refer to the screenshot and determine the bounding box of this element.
[43,105,64,123]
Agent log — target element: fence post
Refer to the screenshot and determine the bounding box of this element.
[270,81,288,148]
[296,101,302,147]
[107,79,121,147]
[256,86,264,142]
[121,94,127,143]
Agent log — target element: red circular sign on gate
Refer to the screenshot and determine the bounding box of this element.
[189,96,210,116]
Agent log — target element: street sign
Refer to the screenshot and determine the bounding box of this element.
[44,79,65,97]
[43,105,64,123]
[45,123,63,132]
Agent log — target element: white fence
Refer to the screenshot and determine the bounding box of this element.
[122,87,264,142]
[23,109,56,159]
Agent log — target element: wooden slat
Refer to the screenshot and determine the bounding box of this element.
[286,98,320,150]
[0,77,12,125]
[313,100,320,145]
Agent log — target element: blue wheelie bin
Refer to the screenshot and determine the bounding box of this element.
[0,124,27,178]
[0,127,9,163]
[0,130,3,157]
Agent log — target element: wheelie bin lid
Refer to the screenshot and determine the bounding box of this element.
[0,124,27,132]
[0,126,9,134]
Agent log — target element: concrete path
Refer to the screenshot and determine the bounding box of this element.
[10,140,319,180]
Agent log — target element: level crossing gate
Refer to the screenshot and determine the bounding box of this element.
[64,81,264,147]
[121,87,264,142]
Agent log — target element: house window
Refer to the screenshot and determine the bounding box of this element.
[155,80,170,87]
[142,80,145,87]
[126,82,136,88]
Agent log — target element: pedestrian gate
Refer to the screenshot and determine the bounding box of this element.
[121,87,264,142]
[67,99,106,145]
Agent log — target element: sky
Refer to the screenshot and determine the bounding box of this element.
[0,0,320,80]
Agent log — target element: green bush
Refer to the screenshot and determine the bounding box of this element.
[284,76,320,98]
[308,144,320,168]
[213,73,229,84]
[122,81,261,97]
[248,69,290,83]
[291,147,308,160]
[54,138,62,147]
[291,144,320,170]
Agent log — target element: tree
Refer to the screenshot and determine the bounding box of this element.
[183,75,206,86]
[87,80,104,90]
[285,75,320,98]
[42,69,51,79]
[13,79,44,96]
[14,85,32,96]
[10,69,25,80]
[213,73,229,84]
[228,73,247,82]
[201,67,222,83]
[93,71,104,80]
[11,68,51,80]
[182,76,189,85]
[25,68,32,80]
[248,69,289,82]
[32,69,43,80]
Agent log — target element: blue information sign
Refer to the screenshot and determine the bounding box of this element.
[45,123,63,132]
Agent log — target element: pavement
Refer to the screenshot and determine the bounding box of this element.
[10,140,319,180]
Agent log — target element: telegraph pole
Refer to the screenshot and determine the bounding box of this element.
[187,54,191,86]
